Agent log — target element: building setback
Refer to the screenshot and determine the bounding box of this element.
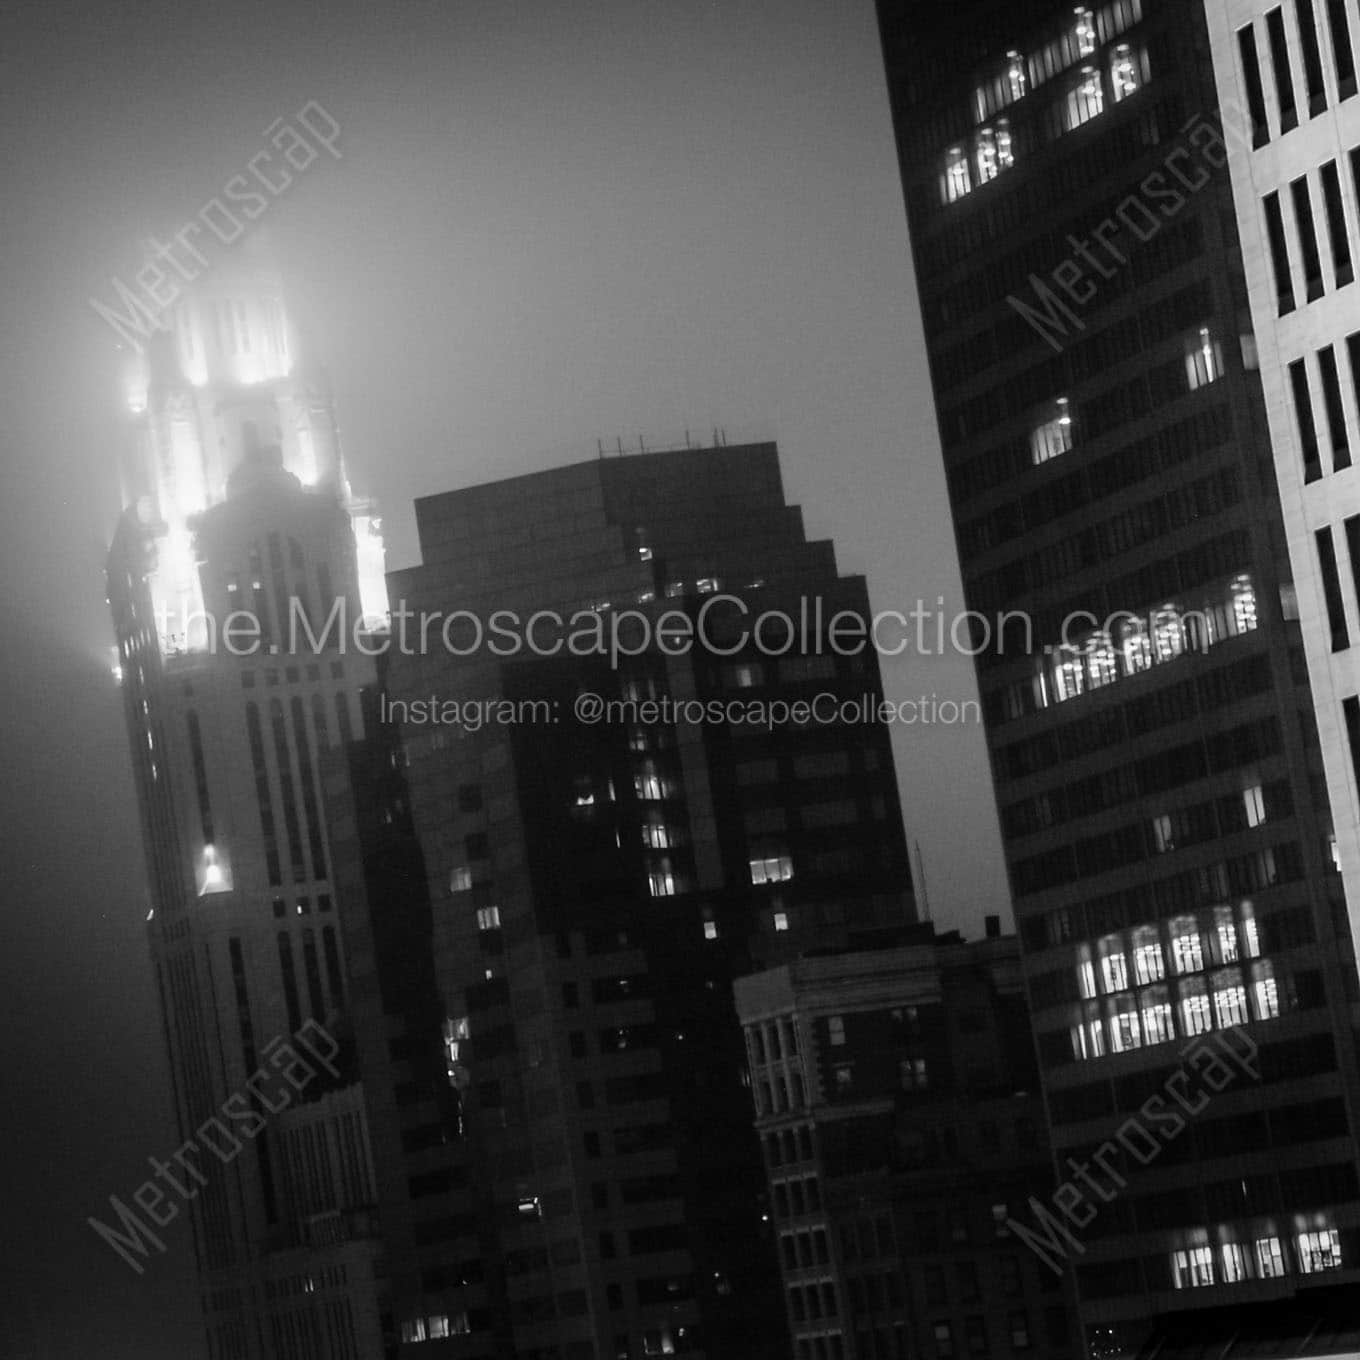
[874,0,1360,1351]
[383,443,916,1358]
[733,927,1083,1360]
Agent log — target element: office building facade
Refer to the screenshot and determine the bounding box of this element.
[383,444,915,1358]
[734,930,1082,1360]
[875,0,1360,1350]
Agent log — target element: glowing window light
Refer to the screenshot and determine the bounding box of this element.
[1255,1236,1286,1277]
[943,146,973,203]
[1297,1228,1342,1272]
[1231,577,1258,634]
[1170,1245,1215,1288]
[1110,42,1145,101]
[1074,6,1097,55]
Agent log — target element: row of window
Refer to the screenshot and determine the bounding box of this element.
[1264,151,1360,316]
[1032,577,1257,712]
[1314,515,1360,652]
[1170,1227,1341,1288]
[1238,0,1357,147]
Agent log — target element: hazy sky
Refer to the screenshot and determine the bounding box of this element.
[0,1,1008,1352]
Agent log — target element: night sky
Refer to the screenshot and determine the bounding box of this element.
[0,1,1006,1353]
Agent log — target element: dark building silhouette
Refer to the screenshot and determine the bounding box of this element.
[874,0,1360,1353]
[380,443,915,1358]
[734,928,1083,1360]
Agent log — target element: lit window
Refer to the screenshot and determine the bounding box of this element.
[1029,398,1073,463]
[1119,618,1152,674]
[703,919,718,940]
[1133,938,1166,985]
[1152,815,1175,854]
[834,1064,852,1090]
[1232,577,1258,634]
[1053,651,1086,702]
[1170,922,1204,974]
[636,768,669,800]
[476,906,501,931]
[1243,784,1266,827]
[1171,1245,1215,1288]
[976,123,1014,183]
[899,1057,928,1090]
[1220,1242,1248,1283]
[773,910,789,932]
[449,866,472,894]
[1098,939,1129,992]
[1212,970,1250,1027]
[1255,1236,1286,1277]
[1077,955,1098,999]
[401,1318,428,1343]
[1087,633,1117,689]
[1108,994,1142,1051]
[1110,42,1145,101]
[696,577,720,594]
[1007,51,1027,101]
[1297,1228,1342,1272]
[943,146,973,203]
[1075,6,1096,56]
[750,853,794,885]
[1186,327,1225,389]
[664,580,684,598]
[733,663,763,688]
[828,1015,846,1046]
[428,1315,450,1339]
[1140,988,1175,1046]
[518,1195,542,1219]
[1179,979,1212,1036]
[1251,961,1280,1020]
[1064,66,1105,130]
[639,546,653,561]
[1152,607,1185,662]
[1241,913,1261,958]
[649,861,677,897]
[642,821,675,849]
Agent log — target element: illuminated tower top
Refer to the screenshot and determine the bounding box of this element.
[114,247,386,655]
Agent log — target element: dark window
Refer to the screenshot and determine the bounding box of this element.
[1345,516,1360,625]
[1297,0,1327,112]
[1317,526,1351,649]
[1267,7,1299,130]
[1292,359,1322,480]
[1265,192,1297,313]
[1321,161,1353,284]
[277,932,302,1035]
[1328,0,1357,95]
[1319,344,1351,467]
[1239,23,1272,143]
[1292,176,1324,299]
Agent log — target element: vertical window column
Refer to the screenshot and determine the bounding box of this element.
[1240,23,1272,143]
[1326,0,1358,97]
[1292,175,1325,300]
[1297,0,1329,113]
[1317,525,1352,650]
[1320,161,1353,286]
[1267,5,1301,130]
[1265,192,1297,314]
[1319,345,1353,469]
[1292,358,1323,481]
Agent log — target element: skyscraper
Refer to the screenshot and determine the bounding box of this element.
[875,0,1360,1350]
[105,253,399,1357]
[1199,0,1360,967]
[383,443,915,1358]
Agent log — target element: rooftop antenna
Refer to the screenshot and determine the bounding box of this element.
[684,427,692,448]
[913,840,932,921]
[616,436,624,456]
[639,435,646,453]
[597,438,604,459]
